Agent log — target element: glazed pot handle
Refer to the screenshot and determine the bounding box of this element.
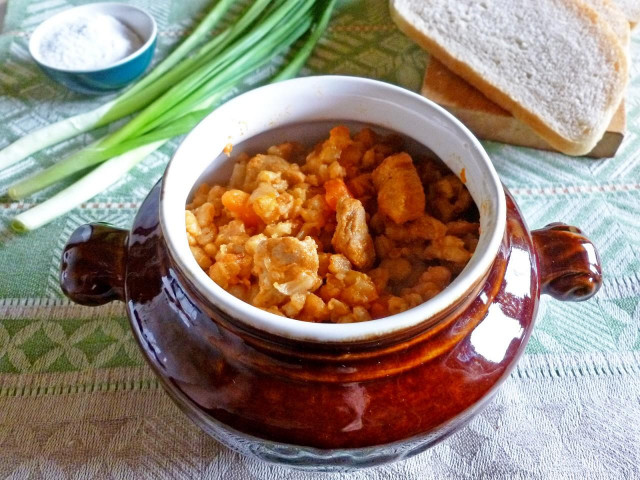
[59,223,128,306]
[532,223,602,302]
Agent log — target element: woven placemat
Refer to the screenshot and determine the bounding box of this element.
[0,1,639,478]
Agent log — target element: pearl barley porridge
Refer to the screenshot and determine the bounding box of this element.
[185,125,479,323]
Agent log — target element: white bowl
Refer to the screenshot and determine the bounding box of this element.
[160,75,506,343]
[28,2,157,94]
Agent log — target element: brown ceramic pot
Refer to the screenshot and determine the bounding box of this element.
[59,77,602,470]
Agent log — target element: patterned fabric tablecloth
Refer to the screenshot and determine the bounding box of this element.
[1,1,639,478]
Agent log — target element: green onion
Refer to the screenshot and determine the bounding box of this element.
[98,0,313,148]
[122,0,237,95]
[10,0,338,231]
[85,4,330,163]
[11,141,167,232]
[8,0,313,199]
[79,112,210,163]
[97,0,274,125]
[0,0,267,171]
[272,0,337,82]
[139,7,314,134]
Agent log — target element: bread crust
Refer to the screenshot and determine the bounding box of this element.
[390,0,629,156]
[594,0,631,46]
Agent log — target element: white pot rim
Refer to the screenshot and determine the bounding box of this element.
[160,75,506,343]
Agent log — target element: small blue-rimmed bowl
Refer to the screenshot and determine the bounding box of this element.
[29,2,157,95]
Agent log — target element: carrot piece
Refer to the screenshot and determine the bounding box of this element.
[221,190,261,227]
[324,178,352,210]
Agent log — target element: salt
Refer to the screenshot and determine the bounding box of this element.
[37,13,143,70]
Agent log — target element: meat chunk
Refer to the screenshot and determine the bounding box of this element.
[372,153,426,224]
[248,235,322,308]
[332,197,375,269]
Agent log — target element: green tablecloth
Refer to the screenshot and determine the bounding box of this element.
[1,1,639,478]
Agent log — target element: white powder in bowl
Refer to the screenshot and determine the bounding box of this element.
[37,13,143,70]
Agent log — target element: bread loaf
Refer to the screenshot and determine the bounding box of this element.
[390,0,629,156]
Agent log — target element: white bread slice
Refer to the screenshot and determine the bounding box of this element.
[390,0,629,156]
[612,0,640,23]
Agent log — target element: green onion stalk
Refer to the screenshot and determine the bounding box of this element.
[11,0,337,232]
[0,0,273,171]
[10,141,166,233]
[7,0,312,199]
[61,3,327,168]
